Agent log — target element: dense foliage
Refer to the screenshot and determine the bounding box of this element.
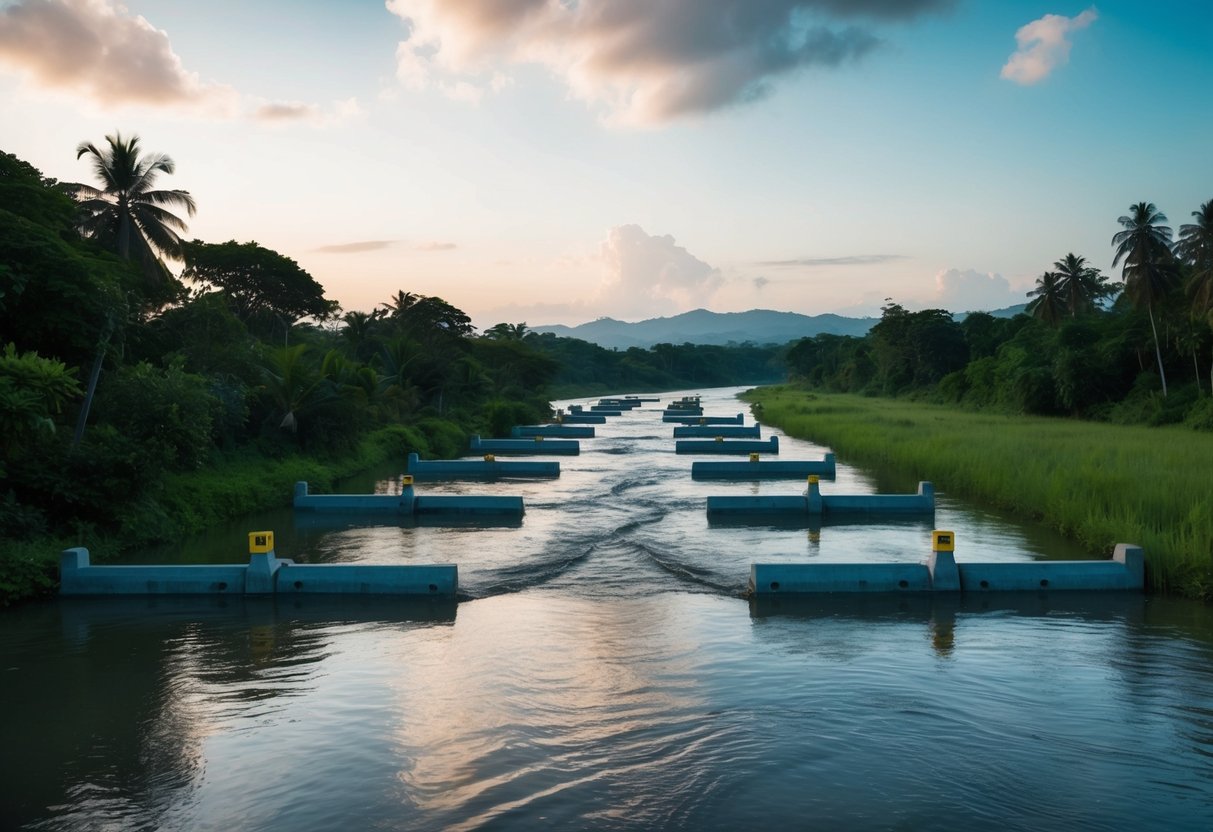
[0,146,782,603]
[783,198,1213,430]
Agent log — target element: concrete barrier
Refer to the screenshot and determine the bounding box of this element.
[691,454,836,480]
[468,435,579,456]
[749,534,1144,596]
[598,399,643,409]
[511,425,595,438]
[60,536,459,599]
[588,407,623,415]
[676,436,779,455]
[707,477,931,518]
[663,413,745,424]
[673,424,761,438]
[406,452,559,479]
[558,413,607,425]
[294,481,524,517]
[663,408,704,418]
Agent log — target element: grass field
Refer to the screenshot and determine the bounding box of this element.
[744,386,1213,598]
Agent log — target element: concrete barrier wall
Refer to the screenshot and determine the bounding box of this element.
[673,424,761,438]
[511,425,595,438]
[750,543,1145,595]
[819,481,934,516]
[275,563,457,596]
[414,496,524,516]
[61,548,459,598]
[676,436,779,455]
[406,452,560,479]
[692,455,836,480]
[588,407,623,415]
[707,495,807,515]
[559,414,607,424]
[663,414,744,424]
[469,435,580,455]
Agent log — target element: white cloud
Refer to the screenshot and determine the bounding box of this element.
[0,0,237,113]
[593,224,724,318]
[932,268,1023,312]
[385,0,953,124]
[1001,7,1098,86]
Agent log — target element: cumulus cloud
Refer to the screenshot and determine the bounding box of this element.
[1001,7,1098,85]
[386,0,953,123]
[0,0,237,112]
[759,254,906,267]
[593,224,724,317]
[932,268,1023,312]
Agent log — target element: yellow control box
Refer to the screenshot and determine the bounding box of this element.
[749,453,760,462]
[808,475,819,485]
[932,530,955,552]
[401,475,414,486]
[248,531,274,553]
[484,454,496,462]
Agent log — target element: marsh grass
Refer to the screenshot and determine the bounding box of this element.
[745,386,1213,598]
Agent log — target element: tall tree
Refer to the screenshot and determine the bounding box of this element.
[1026,271,1065,326]
[1053,253,1115,317]
[67,132,196,295]
[1178,199,1213,319]
[1112,202,1179,396]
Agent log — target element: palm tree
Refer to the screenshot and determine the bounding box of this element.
[1112,202,1179,396]
[67,132,196,288]
[65,133,195,445]
[1026,271,1065,326]
[1053,253,1114,318]
[1178,199,1213,319]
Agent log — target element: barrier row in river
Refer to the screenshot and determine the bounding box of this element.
[60,532,458,598]
[692,453,836,480]
[708,478,933,519]
[294,480,524,517]
[406,452,559,479]
[751,533,1144,595]
[673,424,761,438]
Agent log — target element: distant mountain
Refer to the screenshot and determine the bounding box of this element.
[955,303,1028,321]
[532,308,879,350]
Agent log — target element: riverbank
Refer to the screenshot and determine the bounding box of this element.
[743,385,1213,599]
[0,421,465,606]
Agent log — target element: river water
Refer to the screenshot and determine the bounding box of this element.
[3,387,1213,830]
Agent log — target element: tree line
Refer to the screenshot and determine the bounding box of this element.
[0,136,783,560]
[785,197,1213,428]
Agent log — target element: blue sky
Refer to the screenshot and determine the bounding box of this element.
[2,0,1210,327]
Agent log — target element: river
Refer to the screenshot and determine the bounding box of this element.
[3,386,1212,830]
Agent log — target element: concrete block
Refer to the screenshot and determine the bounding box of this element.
[468,435,580,456]
[751,563,933,594]
[414,496,524,517]
[663,413,745,424]
[511,425,595,438]
[274,563,457,597]
[676,436,778,455]
[673,424,761,438]
[406,453,560,479]
[692,455,837,480]
[60,548,247,596]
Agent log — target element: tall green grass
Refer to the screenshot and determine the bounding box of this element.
[744,386,1213,598]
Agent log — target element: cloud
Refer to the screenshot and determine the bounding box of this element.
[0,0,236,112]
[1000,7,1098,85]
[753,276,770,290]
[315,240,398,254]
[759,254,906,267]
[593,224,724,317]
[932,268,1023,312]
[414,241,457,251]
[386,0,954,123]
[255,102,321,122]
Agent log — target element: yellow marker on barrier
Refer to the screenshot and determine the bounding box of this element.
[932,530,955,552]
[401,475,414,486]
[749,452,760,462]
[715,436,724,442]
[248,531,274,553]
[535,436,544,442]
[484,454,496,462]
[808,475,819,485]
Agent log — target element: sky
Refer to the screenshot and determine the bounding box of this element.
[1,0,1211,329]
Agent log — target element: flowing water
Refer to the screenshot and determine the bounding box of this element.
[4,387,1213,830]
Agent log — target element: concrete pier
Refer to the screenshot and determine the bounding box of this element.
[294,480,524,517]
[749,534,1144,596]
[676,436,779,455]
[511,425,595,438]
[692,454,836,480]
[60,538,457,598]
[469,435,579,456]
[558,413,607,425]
[673,424,761,438]
[406,452,559,479]
[663,413,745,424]
[707,478,932,518]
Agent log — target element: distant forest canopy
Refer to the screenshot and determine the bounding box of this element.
[0,144,783,556]
[784,201,1213,429]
